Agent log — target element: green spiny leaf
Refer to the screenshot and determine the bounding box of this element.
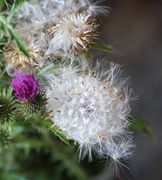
[0,14,29,57]
[129,117,154,139]
[91,43,113,52]
[43,119,69,145]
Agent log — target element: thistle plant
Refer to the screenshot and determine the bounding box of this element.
[0,0,154,179]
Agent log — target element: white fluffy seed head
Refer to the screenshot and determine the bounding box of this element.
[45,63,134,162]
[46,13,97,58]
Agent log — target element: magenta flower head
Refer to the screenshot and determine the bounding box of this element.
[11,72,39,103]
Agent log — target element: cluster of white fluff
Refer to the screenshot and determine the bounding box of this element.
[14,0,108,61]
[45,64,134,162]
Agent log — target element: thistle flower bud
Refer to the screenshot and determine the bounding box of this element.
[11,72,39,103]
[46,64,134,162]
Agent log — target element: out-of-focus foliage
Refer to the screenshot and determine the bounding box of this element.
[0,1,5,12]
[91,43,113,52]
[130,118,154,139]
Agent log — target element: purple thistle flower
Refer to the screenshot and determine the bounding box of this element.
[11,72,39,103]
